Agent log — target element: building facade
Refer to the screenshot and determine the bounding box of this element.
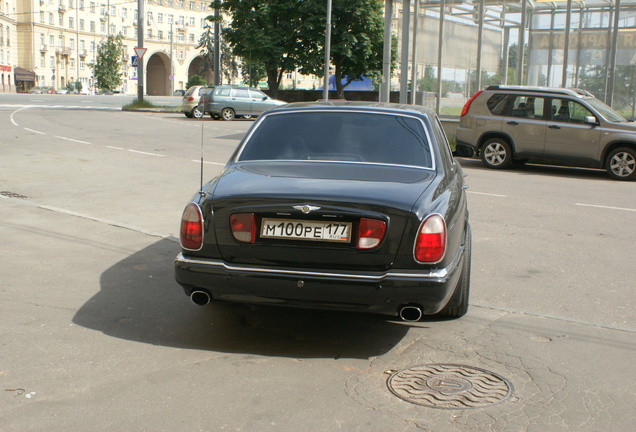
[12,0,214,94]
[1,0,18,92]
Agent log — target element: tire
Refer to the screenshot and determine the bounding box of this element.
[606,147,636,181]
[221,108,235,121]
[481,138,513,169]
[437,224,471,318]
[184,112,193,118]
[192,106,203,119]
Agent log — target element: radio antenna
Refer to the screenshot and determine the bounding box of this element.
[199,112,205,197]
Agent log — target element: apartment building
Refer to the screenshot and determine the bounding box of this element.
[12,0,214,94]
[1,0,18,92]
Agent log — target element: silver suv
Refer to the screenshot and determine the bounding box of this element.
[456,85,636,180]
[198,85,286,120]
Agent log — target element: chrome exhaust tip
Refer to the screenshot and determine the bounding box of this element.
[190,290,211,306]
[399,305,423,322]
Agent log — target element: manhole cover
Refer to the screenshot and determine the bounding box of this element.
[0,191,28,199]
[387,364,513,409]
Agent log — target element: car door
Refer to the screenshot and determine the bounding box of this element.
[544,98,602,164]
[500,95,547,158]
[230,88,251,115]
[249,89,273,115]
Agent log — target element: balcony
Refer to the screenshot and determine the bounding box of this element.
[58,5,66,13]
[79,49,87,58]
[39,44,48,53]
[55,46,71,56]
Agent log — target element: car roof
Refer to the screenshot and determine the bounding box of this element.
[266,100,437,117]
[485,85,595,98]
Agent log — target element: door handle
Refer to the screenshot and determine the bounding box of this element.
[548,125,561,129]
[506,121,519,126]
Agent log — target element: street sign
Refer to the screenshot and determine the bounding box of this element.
[169,75,174,80]
[133,47,147,60]
[131,56,138,67]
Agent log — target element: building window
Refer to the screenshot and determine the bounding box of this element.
[70,58,75,68]
[179,0,184,8]
[178,50,184,60]
[110,24,116,34]
[188,17,195,27]
[110,5,115,16]
[79,0,84,10]
[90,1,95,13]
[90,21,95,32]
[189,1,194,10]
[158,30,163,39]
[100,22,105,33]
[49,35,54,46]
[168,14,173,24]
[79,19,84,30]
[80,60,85,70]
[157,13,163,23]
[50,56,54,68]
[69,16,74,28]
[122,7,127,18]
[121,26,127,36]
[189,34,194,43]
[40,11,45,23]
[41,55,46,67]
[69,38,74,49]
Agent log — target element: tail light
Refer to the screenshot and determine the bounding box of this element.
[188,96,195,101]
[230,213,256,243]
[460,90,483,117]
[180,203,204,250]
[357,218,386,249]
[414,214,446,263]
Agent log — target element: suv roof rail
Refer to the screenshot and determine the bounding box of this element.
[485,85,595,98]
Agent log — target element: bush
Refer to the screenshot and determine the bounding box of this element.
[186,75,207,89]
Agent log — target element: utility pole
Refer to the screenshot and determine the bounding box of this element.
[323,0,332,100]
[137,0,144,101]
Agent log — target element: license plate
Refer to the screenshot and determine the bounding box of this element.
[261,218,352,243]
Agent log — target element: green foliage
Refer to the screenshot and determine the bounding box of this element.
[186,75,207,89]
[90,35,124,92]
[196,24,239,84]
[66,81,75,93]
[241,61,267,88]
[74,81,83,92]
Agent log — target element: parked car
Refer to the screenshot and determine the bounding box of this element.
[181,85,210,119]
[174,89,186,96]
[174,102,471,321]
[28,86,54,94]
[56,88,69,94]
[198,85,287,120]
[456,85,636,180]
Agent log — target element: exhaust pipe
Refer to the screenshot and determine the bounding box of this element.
[399,305,423,322]
[191,290,211,306]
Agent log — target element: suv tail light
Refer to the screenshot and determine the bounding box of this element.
[230,213,256,243]
[180,203,204,250]
[414,214,446,263]
[357,218,386,249]
[460,90,483,117]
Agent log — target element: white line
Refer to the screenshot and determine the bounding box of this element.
[23,127,45,135]
[128,149,166,157]
[191,160,226,166]
[467,191,507,198]
[106,146,124,150]
[55,136,92,145]
[576,203,636,212]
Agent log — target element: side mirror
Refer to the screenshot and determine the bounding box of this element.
[584,116,599,126]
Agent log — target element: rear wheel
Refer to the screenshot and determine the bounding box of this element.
[481,138,512,169]
[192,106,203,119]
[606,147,636,180]
[221,108,236,121]
[437,224,471,318]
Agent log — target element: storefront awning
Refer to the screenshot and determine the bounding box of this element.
[14,67,36,81]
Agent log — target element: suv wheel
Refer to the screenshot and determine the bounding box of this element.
[606,147,636,180]
[221,108,235,121]
[481,138,512,169]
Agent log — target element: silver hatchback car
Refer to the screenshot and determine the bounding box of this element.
[456,85,636,180]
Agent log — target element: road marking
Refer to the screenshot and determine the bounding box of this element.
[23,127,45,134]
[106,146,124,150]
[128,149,165,157]
[192,160,225,166]
[576,203,636,212]
[467,191,507,198]
[55,136,92,145]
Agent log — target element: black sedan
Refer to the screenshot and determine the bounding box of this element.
[174,102,471,321]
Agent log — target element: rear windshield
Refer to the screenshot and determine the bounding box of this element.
[237,111,433,168]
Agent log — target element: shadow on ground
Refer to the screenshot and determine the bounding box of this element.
[73,238,413,359]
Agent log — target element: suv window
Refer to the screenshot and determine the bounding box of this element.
[215,87,231,97]
[510,96,545,119]
[486,94,509,115]
[551,99,593,123]
[250,89,267,99]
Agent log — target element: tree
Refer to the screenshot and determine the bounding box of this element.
[90,35,124,92]
[321,0,386,99]
[213,0,310,96]
[241,60,267,88]
[197,23,240,85]
[186,75,207,88]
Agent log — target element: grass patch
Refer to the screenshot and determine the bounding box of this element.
[123,98,179,112]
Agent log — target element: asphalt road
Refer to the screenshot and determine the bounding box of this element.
[1,96,635,431]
